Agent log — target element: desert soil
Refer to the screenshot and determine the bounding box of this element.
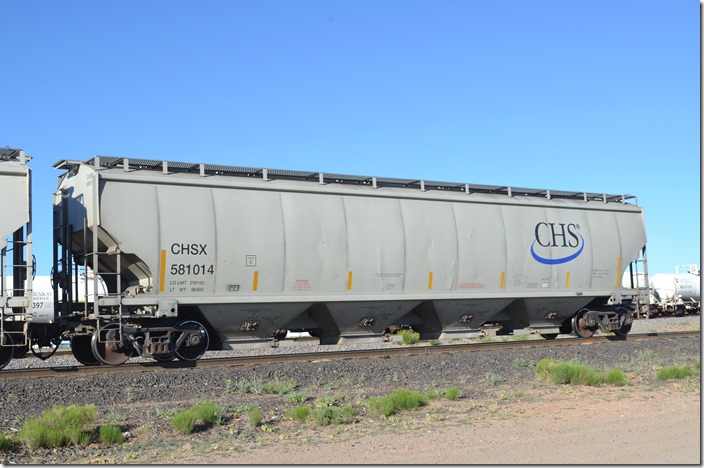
[166,382,700,465]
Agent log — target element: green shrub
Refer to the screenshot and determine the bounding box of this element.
[484,372,504,386]
[311,405,358,426]
[0,433,19,451]
[367,389,426,416]
[98,425,124,444]
[232,375,266,394]
[19,404,96,449]
[247,407,263,428]
[551,362,602,386]
[657,365,696,381]
[191,401,222,426]
[284,390,308,403]
[263,379,298,395]
[284,405,310,422]
[445,387,461,400]
[390,389,426,410]
[367,396,396,417]
[536,359,629,387]
[171,401,222,435]
[171,410,197,435]
[398,329,420,345]
[604,369,629,386]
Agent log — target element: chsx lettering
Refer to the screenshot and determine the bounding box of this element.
[171,243,208,255]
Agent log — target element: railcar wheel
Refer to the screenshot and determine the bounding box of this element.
[71,335,101,366]
[0,332,14,370]
[571,310,595,338]
[91,324,131,366]
[174,320,209,361]
[540,333,558,340]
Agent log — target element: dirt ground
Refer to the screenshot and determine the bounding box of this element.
[147,379,700,465]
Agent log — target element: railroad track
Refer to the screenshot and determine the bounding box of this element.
[0,330,699,381]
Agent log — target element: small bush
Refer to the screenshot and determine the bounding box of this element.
[19,404,96,449]
[171,410,197,435]
[191,401,222,426]
[247,407,263,428]
[657,365,696,381]
[263,379,298,395]
[367,396,396,417]
[0,434,19,452]
[484,372,504,386]
[536,359,628,387]
[367,389,426,416]
[311,405,358,426]
[604,369,629,386]
[232,376,266,395]
[284,390,308,403]
[284,406,310,422]
[171,401,223,435]
[445,387,461,400]
[398,329,420,345]
[98,425,124,444]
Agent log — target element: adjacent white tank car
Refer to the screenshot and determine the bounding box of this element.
[649,272,700,314]
[46,155,646,366]
[621,268,701,316]
[0,149,648,369]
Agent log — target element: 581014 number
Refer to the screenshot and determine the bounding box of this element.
[170,264,215,275]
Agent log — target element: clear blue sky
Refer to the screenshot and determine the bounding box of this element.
[2,0,700,277]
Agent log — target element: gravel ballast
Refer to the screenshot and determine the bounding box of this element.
[0,316,699,464]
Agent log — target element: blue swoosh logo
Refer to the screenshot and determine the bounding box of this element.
[530,234,585,265]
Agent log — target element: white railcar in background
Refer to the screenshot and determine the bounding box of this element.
[622,267,700,316]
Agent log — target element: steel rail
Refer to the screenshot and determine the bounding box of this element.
[0,331,699,381]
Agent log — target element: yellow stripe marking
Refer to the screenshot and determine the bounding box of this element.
[616,257,622,286]
[500,271,505,289]
[347,271,353,290]
[566,271,571,289]
[427,271,433,290]
[159,249,166,292]
[252,271,259,291]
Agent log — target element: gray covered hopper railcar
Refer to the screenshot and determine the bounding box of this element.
[0,148,33,368]
[52,156,646,365]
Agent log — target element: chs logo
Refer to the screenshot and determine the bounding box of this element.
[530,222,584,265]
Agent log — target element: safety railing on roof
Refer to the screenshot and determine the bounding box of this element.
[54,155,638,205]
